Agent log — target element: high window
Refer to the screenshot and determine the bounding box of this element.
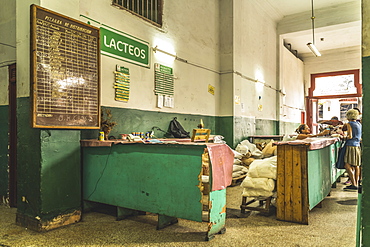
[112,0,163,26]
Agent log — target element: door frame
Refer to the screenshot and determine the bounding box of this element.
[307,69,362,132]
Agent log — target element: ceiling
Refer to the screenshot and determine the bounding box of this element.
[266,0,361,58]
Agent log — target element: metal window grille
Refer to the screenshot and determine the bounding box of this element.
[112,0,163,26]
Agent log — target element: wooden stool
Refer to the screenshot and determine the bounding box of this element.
[240,196,273,215]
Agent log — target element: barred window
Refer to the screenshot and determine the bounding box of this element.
[112,0,163,26]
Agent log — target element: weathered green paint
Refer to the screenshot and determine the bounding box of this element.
[40,130,81,213]
[207,189,226,239]
[82,107,286,149]
[361,54,370,245]
[17,97,42,217]
[82,143,205,222]
[280,121,301,137]
[82,106,217,140]
[17,97,81,222]
[255,119,279,135]
[215,116,233,147]
[0,105,9,199]
[234,116,255,147]
[307,144,337,210]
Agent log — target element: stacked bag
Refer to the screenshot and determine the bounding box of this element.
[230,139,278,189]
[236,139,277,198]
[241,156,277,197]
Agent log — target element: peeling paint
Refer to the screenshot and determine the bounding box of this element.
[41,210,81,231]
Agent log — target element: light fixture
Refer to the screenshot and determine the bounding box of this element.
[152,46,177,58]
[307,0,321,57]
[307,42,321,57]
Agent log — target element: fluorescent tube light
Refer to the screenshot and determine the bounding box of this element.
[153,46,177,58]
[307,43,321,57]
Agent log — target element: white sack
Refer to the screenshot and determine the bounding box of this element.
[240,140,257,153]
[242,167,249,173]
[241,177,275,191]
[248,156,277,179]
[251,149,263,159]
[233,170,245,178]
[233,164,244,172]
[235,144,249,155]
[232,150,243,159]
[233,159,242,165]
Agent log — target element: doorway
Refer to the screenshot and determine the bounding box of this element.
[307,69,362,133]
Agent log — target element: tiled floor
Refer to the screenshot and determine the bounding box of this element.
[0,177,358,247]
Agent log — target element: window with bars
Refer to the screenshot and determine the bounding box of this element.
[112,0,163,26]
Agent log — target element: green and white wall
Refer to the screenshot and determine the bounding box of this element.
[362,0,370,244]
[0,0,364,236]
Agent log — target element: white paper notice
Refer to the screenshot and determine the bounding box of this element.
[157,94,163,108]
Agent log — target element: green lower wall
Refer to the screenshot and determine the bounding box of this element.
[361,56,370,245]
[215,116,233,146]
[12,98,301,223]
[17,97,42,216]
[82,107,217,141]
[255,119,279,135]
[234,116,255,147]
[0,105,9,200]
[40,130,81,215]
[2,98,303,211]
[280,121,301,137]
[17,97,81,220]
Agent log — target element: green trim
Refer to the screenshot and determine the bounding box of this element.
[79,14,101,24]
[0,105,8,198]
[361,56,370,246]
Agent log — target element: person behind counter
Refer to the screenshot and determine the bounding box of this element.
[295,124,330,140]
[342,109,362,191]
[318,116,343,126]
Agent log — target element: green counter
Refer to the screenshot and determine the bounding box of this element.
[276,137,344,224]
[81,140,233,240]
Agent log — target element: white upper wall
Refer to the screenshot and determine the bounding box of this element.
[80,0,220,115]
[13,0,221,116]
[303,46,361,95]
[0,0,16,105]
[232,0,278,120]
[280,46,304,123]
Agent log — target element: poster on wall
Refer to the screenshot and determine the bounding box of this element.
[114,65,130,102]
[31,5,100,129]
[154,63,174,108]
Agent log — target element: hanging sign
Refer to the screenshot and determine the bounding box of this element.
[114,65,130,102]
[154,63,174,96]
[100,27,150,68]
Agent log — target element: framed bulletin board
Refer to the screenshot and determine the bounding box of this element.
[31,5,100,129]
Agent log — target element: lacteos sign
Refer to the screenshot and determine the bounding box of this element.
[100,27,150,68]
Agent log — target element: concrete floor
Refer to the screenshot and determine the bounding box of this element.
[0,177,358,247]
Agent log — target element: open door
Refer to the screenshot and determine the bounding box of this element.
[306,97,319,134]
[307,69,362,134]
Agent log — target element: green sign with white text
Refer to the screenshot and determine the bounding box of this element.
[100,27,150,68]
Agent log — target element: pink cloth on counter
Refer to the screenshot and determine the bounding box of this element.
[274,137,340,150]
[206,143,234,191]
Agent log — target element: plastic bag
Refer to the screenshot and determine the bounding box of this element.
[166,117,190,138]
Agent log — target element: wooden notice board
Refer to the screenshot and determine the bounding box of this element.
[31,5,100,129]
